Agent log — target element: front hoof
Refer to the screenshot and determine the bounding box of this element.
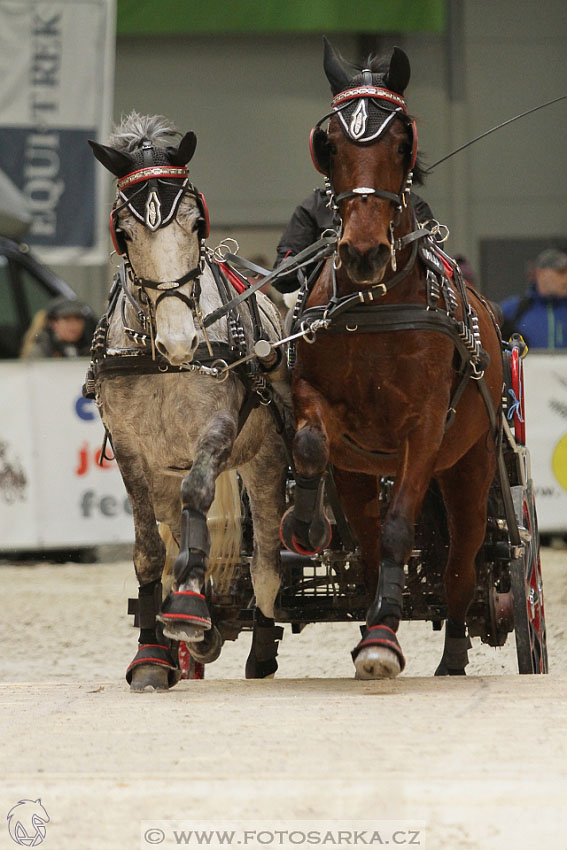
[354,646,401,680]
[279,507,332,555]
[352,624,405,679]
[126,643,181,690]
[187,626,223,664]
[157,590,212,641]
[129,664,171,691]
[162,623,206,643]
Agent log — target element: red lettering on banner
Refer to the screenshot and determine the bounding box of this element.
[75,443,115,476]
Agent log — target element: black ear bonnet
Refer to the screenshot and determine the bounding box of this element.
[107,141,209,256]
[309,61,417,177]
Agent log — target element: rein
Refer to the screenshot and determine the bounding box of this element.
[202,234,337,329]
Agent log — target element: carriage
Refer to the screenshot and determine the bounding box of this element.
[87,40,548,689]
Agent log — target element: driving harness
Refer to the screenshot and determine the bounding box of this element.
[84,141,286,439]
[293,76,503,444]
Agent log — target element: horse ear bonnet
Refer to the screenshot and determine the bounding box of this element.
[166,131,197,166]
[91,130,209,254]
[384,47,411,95]
[88,140,133,177]
[310,40,417,175]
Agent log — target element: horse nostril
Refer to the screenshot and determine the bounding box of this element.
[339,241,390,275]
[156,340,168,358]
[339,241,360,266]
[373,244,391,266]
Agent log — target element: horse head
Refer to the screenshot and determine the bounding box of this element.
[90,114,210,365]
[313,39,418,287]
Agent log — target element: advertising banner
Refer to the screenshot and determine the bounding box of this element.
[0,359,133,549]
[0,354,566,552]
[523,353,567,532]
[0,0,115,259]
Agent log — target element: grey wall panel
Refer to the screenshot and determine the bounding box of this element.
[74,6,565,312]
[113,34,358,226]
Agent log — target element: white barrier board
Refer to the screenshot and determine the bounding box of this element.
[523,353,567,533]
[0,354,566,550]
[0,360,133,549]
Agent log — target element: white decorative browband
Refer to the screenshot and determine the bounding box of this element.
[117,166,188,191]
[332,86,407,112]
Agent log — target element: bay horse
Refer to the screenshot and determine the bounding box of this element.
[281,39,503,679]
[88,113,287,689]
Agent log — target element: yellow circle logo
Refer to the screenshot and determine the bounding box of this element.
[552,432,567,490]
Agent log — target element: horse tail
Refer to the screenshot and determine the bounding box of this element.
[206,469,243,593]
[159,470,242,595]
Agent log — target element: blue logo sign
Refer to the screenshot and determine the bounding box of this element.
[75,395,97,421]
[7,799,50,846]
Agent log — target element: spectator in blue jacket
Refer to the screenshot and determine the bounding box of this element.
[500,249,567,349]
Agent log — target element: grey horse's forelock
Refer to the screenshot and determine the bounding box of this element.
[108,111,181,152]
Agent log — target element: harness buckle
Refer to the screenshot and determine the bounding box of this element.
[300,321,318,344]
[210,359,230,382]
[389,222,397,271]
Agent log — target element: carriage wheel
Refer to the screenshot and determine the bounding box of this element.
[178,641,205,680]
[511,487,548,674]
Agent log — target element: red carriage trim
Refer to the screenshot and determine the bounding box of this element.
[332,86,407,111]
[117,166,188,190]
[510,346,526,445]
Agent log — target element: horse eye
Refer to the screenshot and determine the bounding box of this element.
[398,142,409,155]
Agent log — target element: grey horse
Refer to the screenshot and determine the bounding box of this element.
[89,113,288,689]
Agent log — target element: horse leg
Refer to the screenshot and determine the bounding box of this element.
[239,443,287,678]
[435,437,497,675]
[157,411,237,643]
[112,448,180,691]
[281,380,332,554]
[353,439,440,680]
[331,467,381,591]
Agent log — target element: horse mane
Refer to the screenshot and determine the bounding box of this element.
[108,111,181,152]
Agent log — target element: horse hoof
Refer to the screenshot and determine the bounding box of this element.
[434,662,466,676]
[162,623,205,643]
[245,657,278,679]
[279,507,332,555]
[129,664,171,692]
[354,646,401,680]
[186,626,223,664]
